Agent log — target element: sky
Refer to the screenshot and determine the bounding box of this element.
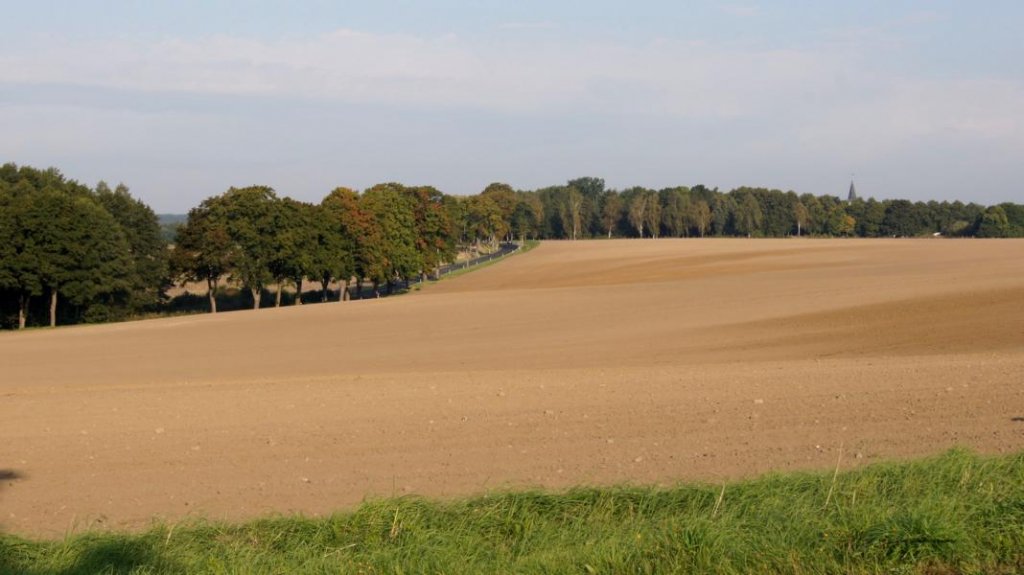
[1,1,1021,212]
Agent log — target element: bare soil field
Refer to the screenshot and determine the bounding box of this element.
[2,238,1023,536]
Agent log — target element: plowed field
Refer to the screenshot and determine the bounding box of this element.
[2,239,1022,536]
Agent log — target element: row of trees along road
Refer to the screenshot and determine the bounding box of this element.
[170,183,457,312]
[3,164,1023,329]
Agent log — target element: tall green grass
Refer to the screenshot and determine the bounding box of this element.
[2,448,1022,574]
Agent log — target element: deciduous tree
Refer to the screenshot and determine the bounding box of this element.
[975,206,1010,238]
[361,184,421,293]
[318,188,362,301]
[793,201,809,237]
[691,200,712,237]
[268,198,317,306]
[599,191,623,238]
[219,186,280,309]
[95,182,168,314]
[171,198,235,313]
[733,193,763,238]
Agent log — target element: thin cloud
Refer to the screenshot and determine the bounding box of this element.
[0,29,846,118]
[4,27,1020,133]
[3,21,1022,206]
[498,21,558,30]
[720,4,759,18]
[818,9,945,49]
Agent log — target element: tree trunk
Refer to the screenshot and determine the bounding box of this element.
[275,279,284,307]
[49,289,57,327]
[251,287,261,309]
[356,278,364,300]
[797,222,802,237]
[294,277,303,305]
[207,277,218,314]
[320,276,330,303]
[18,293,28,329]
[342,279,350,301]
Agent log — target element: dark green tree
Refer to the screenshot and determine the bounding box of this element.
[710,194,736,236]
[975,206,1010,238]
[94,182,169,314]
[219,186,280,309]
[0,185,42,328]
[881,200,928,237]
[268,198,319,306]
[659,188,689,237]
[798,194,825,235]
[23,189,134,326]
[361,184,421,293]
[171,198,235,313]
[997,203,1024,237]
[733,192,763,237]
[511,192,545,242]
[855,199,886,237]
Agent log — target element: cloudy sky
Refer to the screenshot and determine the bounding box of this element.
[2,1,1021,212]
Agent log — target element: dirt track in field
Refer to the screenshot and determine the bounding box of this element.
[2,239,1023,536]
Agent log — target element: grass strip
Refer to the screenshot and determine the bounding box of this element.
[2,448,1022,574]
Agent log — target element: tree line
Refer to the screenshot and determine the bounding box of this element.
[2,164,1022,329]
[511,178,1023,240]
[171,183,456,312]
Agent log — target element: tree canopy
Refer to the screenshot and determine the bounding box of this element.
[1,164,155,328]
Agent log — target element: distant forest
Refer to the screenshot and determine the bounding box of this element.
[2,162,1022,329]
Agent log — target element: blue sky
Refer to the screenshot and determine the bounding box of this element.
[2,1,1021,211]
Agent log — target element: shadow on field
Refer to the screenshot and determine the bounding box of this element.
[166,283,414,315]
[1012,417,1024,422]
[0,535,182,575]
[52,538,181,575]
[0,470,23,519]
[0,469,25,567]
[0,469,23,502]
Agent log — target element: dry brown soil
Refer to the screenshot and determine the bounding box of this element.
[2,239,1023,536]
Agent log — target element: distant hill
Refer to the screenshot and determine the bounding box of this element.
[157,214,187,244]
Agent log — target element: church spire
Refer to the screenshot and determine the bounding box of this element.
[847,179,858,202]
